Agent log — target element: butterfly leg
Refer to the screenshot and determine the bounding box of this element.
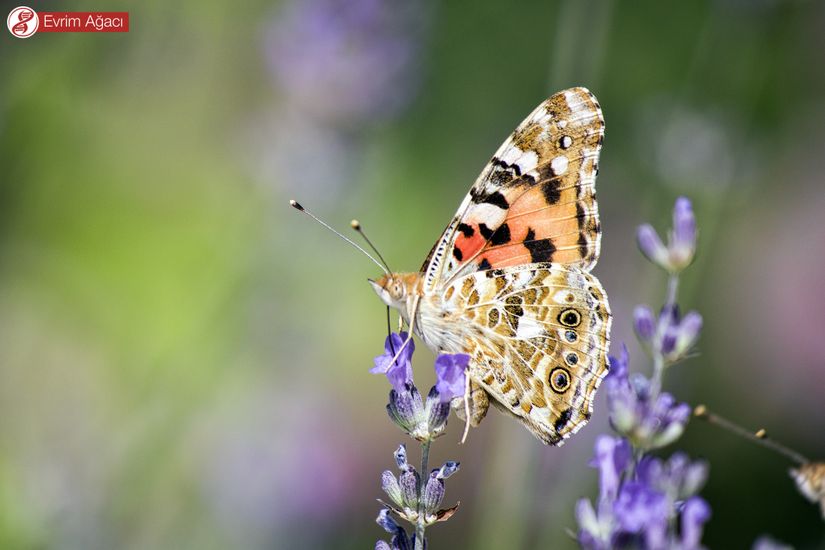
[453,380,489,443]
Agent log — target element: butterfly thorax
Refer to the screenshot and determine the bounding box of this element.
[370,272,469,354]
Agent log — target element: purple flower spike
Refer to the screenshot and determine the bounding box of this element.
[434,353,469,403]
[590,435,632,503]
[680,496,711,548]
[637,224,670,268]
[633,306,656,343]
[606,348,691,450]
[371,332,415,392]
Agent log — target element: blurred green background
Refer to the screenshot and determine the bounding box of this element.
[2,0,824,548]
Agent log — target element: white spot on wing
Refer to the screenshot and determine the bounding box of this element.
[551,155,569,175]
[516,315,544,340]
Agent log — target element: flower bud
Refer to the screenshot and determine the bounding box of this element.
[398,467,420,511]
[381,470,403,508]
[633,305,656,343]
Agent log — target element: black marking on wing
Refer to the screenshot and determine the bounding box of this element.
[471,189,510,210]
[478,258,492,270]
[523,227,556,262]
[457,223,475,237]
[453,247,464,261]
[478,223,494,240]
[576,203,588,258]
[490,223,512,246]
[554,408,573,432]
[540,179,561,204]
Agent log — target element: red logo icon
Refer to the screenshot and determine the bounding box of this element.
[7,6,39,38]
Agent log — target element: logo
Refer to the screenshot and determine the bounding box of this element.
[7,6,38,38]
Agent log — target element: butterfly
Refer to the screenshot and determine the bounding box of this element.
[370,87,611,445]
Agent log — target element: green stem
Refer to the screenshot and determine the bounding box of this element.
[665,274,679,307]
[415,440,431,550]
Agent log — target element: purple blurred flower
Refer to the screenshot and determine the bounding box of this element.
[635,304,703,363]
[637,224,670,269]
[656,306,703,364]
[590,435,632,503]
[434,353,469,403]
[577,436,712,550]
[637,197,698,273]
[607,349,691,450]
[614,481,669,548]
[576,497,615,550]
[375,508,413,550]
[265,0,428,128]
[637,453,709,504]
[634,306,656,343]
[371,332,414,392]
[679,496,711,549]
[671,198,697,264]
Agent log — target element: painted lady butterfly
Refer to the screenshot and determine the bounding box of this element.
[371,87,611,445]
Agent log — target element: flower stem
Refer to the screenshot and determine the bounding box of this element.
[665,274,679,307]
[415,440,431,550]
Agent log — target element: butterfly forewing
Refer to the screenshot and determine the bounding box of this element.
[422,87,605,292]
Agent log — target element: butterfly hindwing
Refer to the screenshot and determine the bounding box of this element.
[421,88,605,292]
[437,263,611,445]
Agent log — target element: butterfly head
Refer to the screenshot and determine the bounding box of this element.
[369,273,407,308]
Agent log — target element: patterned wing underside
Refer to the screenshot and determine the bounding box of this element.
[421,88,605,292]
[437,264,611,445]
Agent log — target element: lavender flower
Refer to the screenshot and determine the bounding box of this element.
[579,196,710,549]
[606,348,691,450]
[371,332,415,392]
[613,481,669,548]
[633,306,656,343]
[637,453,709,505]
[372,335,463,549]
[657,306,703,364]
[577,437,711,550]
[373,334,468,441]
[434,353,469,403]
[636,305,703,365]
[591,435,632,503]
[637,196,698,274]
[375,508,413,550]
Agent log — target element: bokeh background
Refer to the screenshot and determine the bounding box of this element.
[2,0,824,548]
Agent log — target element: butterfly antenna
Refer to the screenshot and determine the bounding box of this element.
[694,404,809,465]
[351,219,392,273]
[289,200,388,275]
